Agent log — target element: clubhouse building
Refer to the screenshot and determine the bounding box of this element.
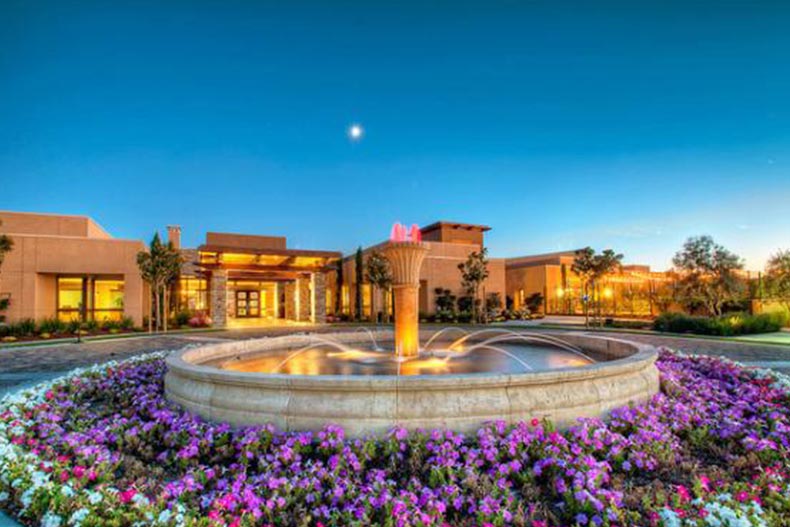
[0,210,671,328]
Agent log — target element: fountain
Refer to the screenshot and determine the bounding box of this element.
[384,227,429,358]
[165,224,660,436]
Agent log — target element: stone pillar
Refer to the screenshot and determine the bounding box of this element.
[383,242,429,358]
[312,272,327,323]
[210,269,228,328]
[298,276,311,322]
[284,281,296,320]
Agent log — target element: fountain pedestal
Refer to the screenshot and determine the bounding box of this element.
[384,241,429,358]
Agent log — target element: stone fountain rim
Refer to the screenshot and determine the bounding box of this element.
[165,330,658,390]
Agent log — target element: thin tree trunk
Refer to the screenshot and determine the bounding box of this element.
[164,286,169,332]
[148,289,153,333]
[584,282,590,329]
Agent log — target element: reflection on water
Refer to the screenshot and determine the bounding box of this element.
[208,340,594,376]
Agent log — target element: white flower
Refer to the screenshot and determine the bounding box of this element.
[0,491,8,501]
[41,511,63,527]
[157,509,172,524]
[68,508,89,526]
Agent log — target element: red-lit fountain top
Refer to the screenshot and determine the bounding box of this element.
[389,222,422,243]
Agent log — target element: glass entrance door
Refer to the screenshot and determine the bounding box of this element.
[235,290,260,318]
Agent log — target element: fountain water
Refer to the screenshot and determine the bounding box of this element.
[165,223,661,435]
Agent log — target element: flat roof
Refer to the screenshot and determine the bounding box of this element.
[420,221,491,233]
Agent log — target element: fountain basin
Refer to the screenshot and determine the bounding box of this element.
[165,331,659,436]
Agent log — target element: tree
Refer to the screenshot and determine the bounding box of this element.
[766,250,790,316]
[137,233,182,332]
[572,248,597,328]
[672,235,745,316]
[572,247,623,328]
[457,248,489,323]
[365,250,392,323]
[592,249,624,326]
[334,260,344,317]
[354,247,364,321]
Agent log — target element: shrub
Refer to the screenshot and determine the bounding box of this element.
[37,317,66,335]
[174,310,192,327]
[120,316,135,330]
[83,319,99,332]
[101,319,121,331]
[654,311,785,336]
[188,312,212,328]
[65,319,81,334]
[14,318,36,337]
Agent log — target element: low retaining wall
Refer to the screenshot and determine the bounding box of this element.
[165,331,660,436]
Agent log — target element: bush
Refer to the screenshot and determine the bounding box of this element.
[188,312,212,328]
[14,318,36,337]
[37,317,66,335]
[120,316,135,330]
[174,310,192,327]
[83,319,99,332]
[65,319,81,334]
[101,319,121,331]
[654,312,785,336]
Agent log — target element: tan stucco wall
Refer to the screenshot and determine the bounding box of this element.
[0,210,111,239]
[338,241,506,316]
[0,233,146,324]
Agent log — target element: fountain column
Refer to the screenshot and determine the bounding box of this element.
[384,241,429,358]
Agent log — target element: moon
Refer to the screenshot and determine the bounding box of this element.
[348,124,364,141]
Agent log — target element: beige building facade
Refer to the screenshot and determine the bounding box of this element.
[331,222,506,319]
[0,211,146,325]
[0,211,676,327]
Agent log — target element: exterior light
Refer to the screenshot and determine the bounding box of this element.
[556,288,565,298]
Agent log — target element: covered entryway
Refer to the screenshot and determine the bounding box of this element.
[194,233,340,328]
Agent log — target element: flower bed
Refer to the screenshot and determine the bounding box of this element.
[1,351,789,527]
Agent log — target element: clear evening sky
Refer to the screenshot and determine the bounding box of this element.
[1,1,788,271]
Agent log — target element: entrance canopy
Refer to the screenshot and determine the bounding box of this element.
[197,245,340,275]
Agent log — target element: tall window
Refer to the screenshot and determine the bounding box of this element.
[178,277,208,312]
[93,279,124,321]
[57,277,84,321]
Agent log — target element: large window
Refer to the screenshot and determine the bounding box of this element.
[178,277,208,312]
[93,279,124,321]
[57,277,84,321]
[57,276,125,322]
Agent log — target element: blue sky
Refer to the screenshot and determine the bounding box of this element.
[1,1,788,270]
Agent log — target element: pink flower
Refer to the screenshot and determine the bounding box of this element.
[676,485,691,502]
[73,466,86,479]
[59,470,70,483]
[699,475,711,492]
[530,418,540,427]
[119,488,137,504]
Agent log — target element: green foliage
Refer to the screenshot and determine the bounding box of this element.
[137,232,183,331]
[653,311,786,336]
[120,316,135,330]
[766,249,790,314]
[37,317,66,335]
[434,288,456,314]
[457,248,489,323]
[365,250,392,323]
[672,235,745,316]
[524,292,544,314]
[174,310,192,327]
[354,247,364,321]
[572,247,624,327]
